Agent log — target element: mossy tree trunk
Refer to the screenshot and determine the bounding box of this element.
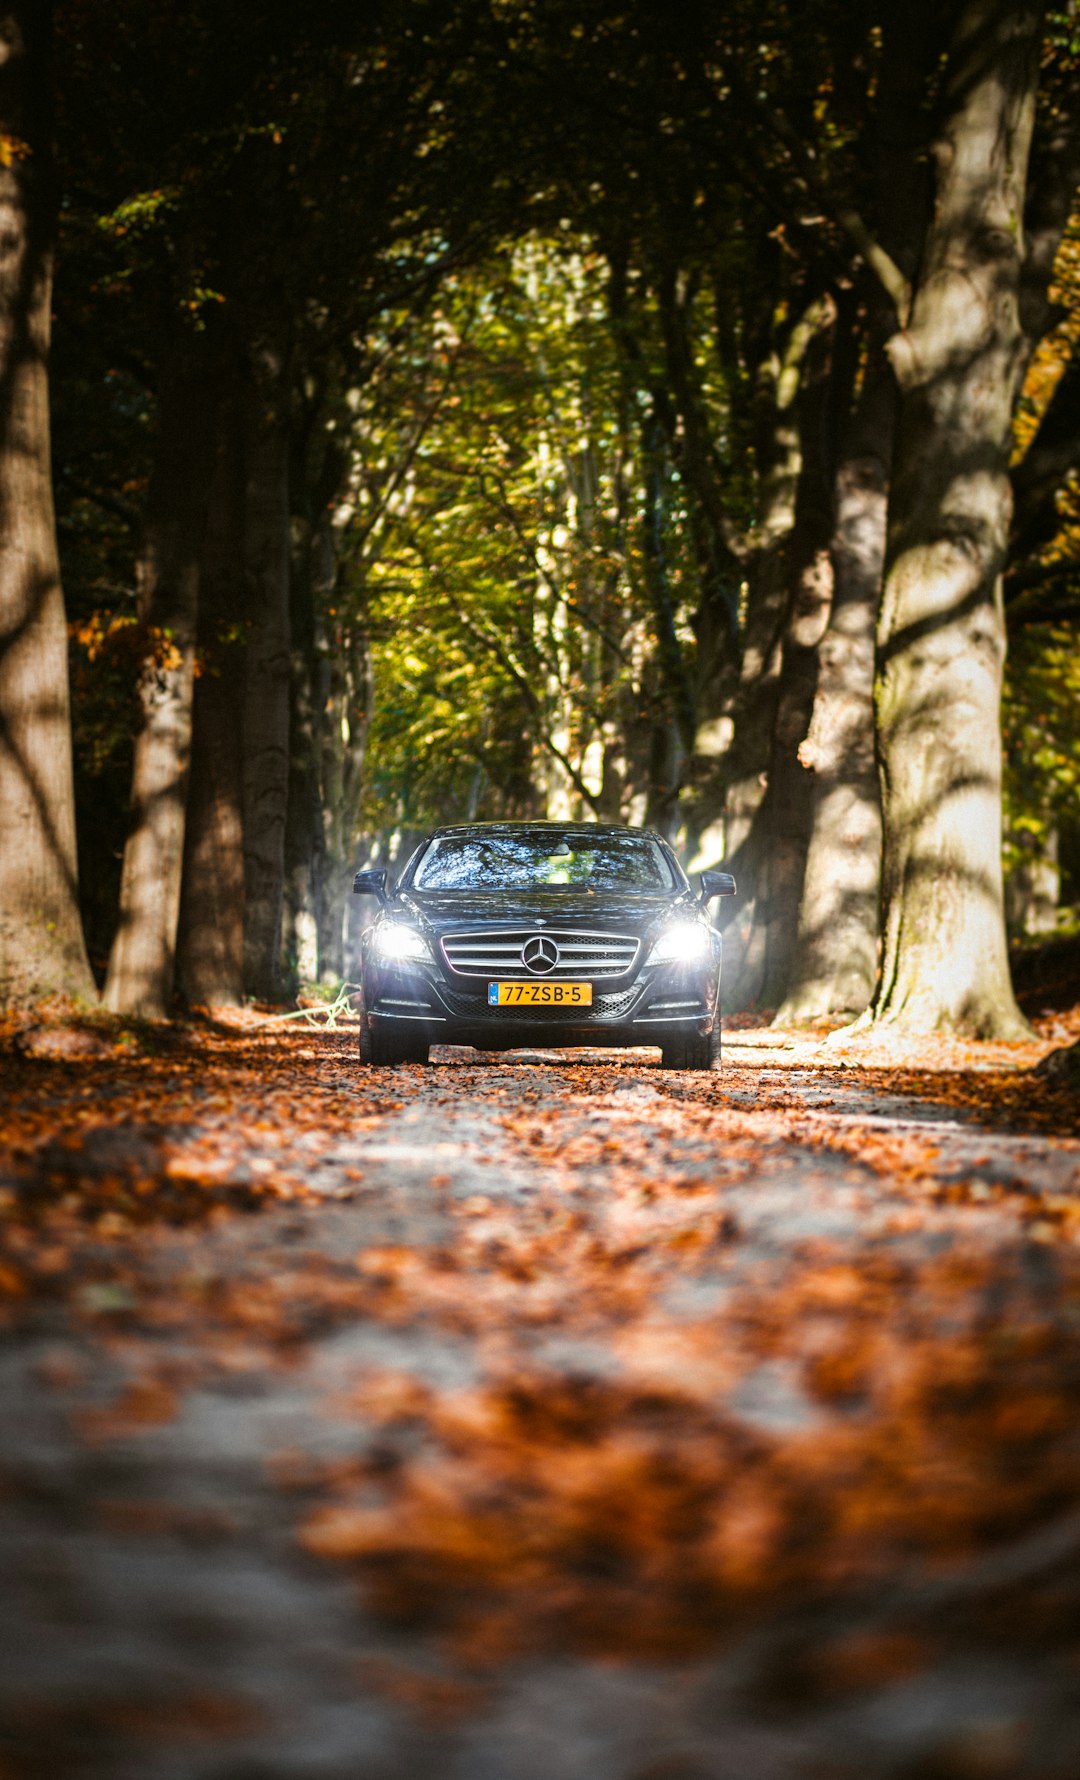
[867,0,1041,1038]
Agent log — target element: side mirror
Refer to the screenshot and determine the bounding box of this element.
[700,869,736,902]
[353,867,388,903]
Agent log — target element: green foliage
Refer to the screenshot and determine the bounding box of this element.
[1003,623,1080,906]
[338,237,710,835]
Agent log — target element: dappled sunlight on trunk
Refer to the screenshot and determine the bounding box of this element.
[869,0,1043,1040]
[0,6,92,1005]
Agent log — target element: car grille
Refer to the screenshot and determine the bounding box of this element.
[440,985,639,1021]
[440,929,639,979]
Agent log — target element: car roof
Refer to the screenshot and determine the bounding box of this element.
[425,821,665,841]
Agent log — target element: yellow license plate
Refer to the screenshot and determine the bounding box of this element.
[488,981,593,1007]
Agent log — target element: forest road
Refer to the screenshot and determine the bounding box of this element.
[2,1026,1080,1780]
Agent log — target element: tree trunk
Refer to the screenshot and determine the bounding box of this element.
[756,533,834,1009]
[776,431,888,1021]
[1005,827,1059,938]
[718,296,834,1009]
[318,617,373,979]
[282,508,327,992]
[104,341,220,1017]
[0,3,94,1007]
[240,345,291,1001]
[639,421,694,842]
[867,0,1041,1038]
[775,5,942,1024]
[175,407,246,1008]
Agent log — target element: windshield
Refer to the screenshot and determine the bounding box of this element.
[413,831,676,893]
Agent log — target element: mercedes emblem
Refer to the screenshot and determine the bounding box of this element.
[522,934,560,974]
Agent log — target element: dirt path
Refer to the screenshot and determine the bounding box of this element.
[2,1027,1080,1779]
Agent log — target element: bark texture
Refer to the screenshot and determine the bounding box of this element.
[776,440,886,1020]
[719,297,834,1010]
[283,419,374,989]
[281,510,327,992]
[0,4,93,1006]
[176,411,246,1008]
[104,342,220,1018]
[868,0,1040,1037]
[776,5,937,1023]
[240,349,290,1001]
[1005,827,1059,938]
[755,534,834,1009]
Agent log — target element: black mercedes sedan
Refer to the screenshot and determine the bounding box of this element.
[352,821,735,1069]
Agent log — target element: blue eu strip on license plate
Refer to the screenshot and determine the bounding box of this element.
[487,984,498,1005]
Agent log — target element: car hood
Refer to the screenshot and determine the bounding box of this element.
[400,889,695,935]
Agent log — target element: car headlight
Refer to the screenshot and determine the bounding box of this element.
[646,921,712,966]
[373,924,433,965]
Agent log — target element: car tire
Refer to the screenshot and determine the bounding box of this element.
[660,1019,721,1072]
[357,985,374,1064]
[357,984,429,1066]
[372,1030,430,1066]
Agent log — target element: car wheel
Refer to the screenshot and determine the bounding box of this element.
[660,1020,720,1072]
[356,985,429,1066]
[357,985,374,1064]
[369,1027,429,1066]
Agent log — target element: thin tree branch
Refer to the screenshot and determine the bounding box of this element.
[400,539,604,816]
[55,471,141,529]
[473,466,635,665]
[716,62,912,323]
[1005,552,1080,625]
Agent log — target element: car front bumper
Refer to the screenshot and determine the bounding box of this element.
[363,956,721,1051]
